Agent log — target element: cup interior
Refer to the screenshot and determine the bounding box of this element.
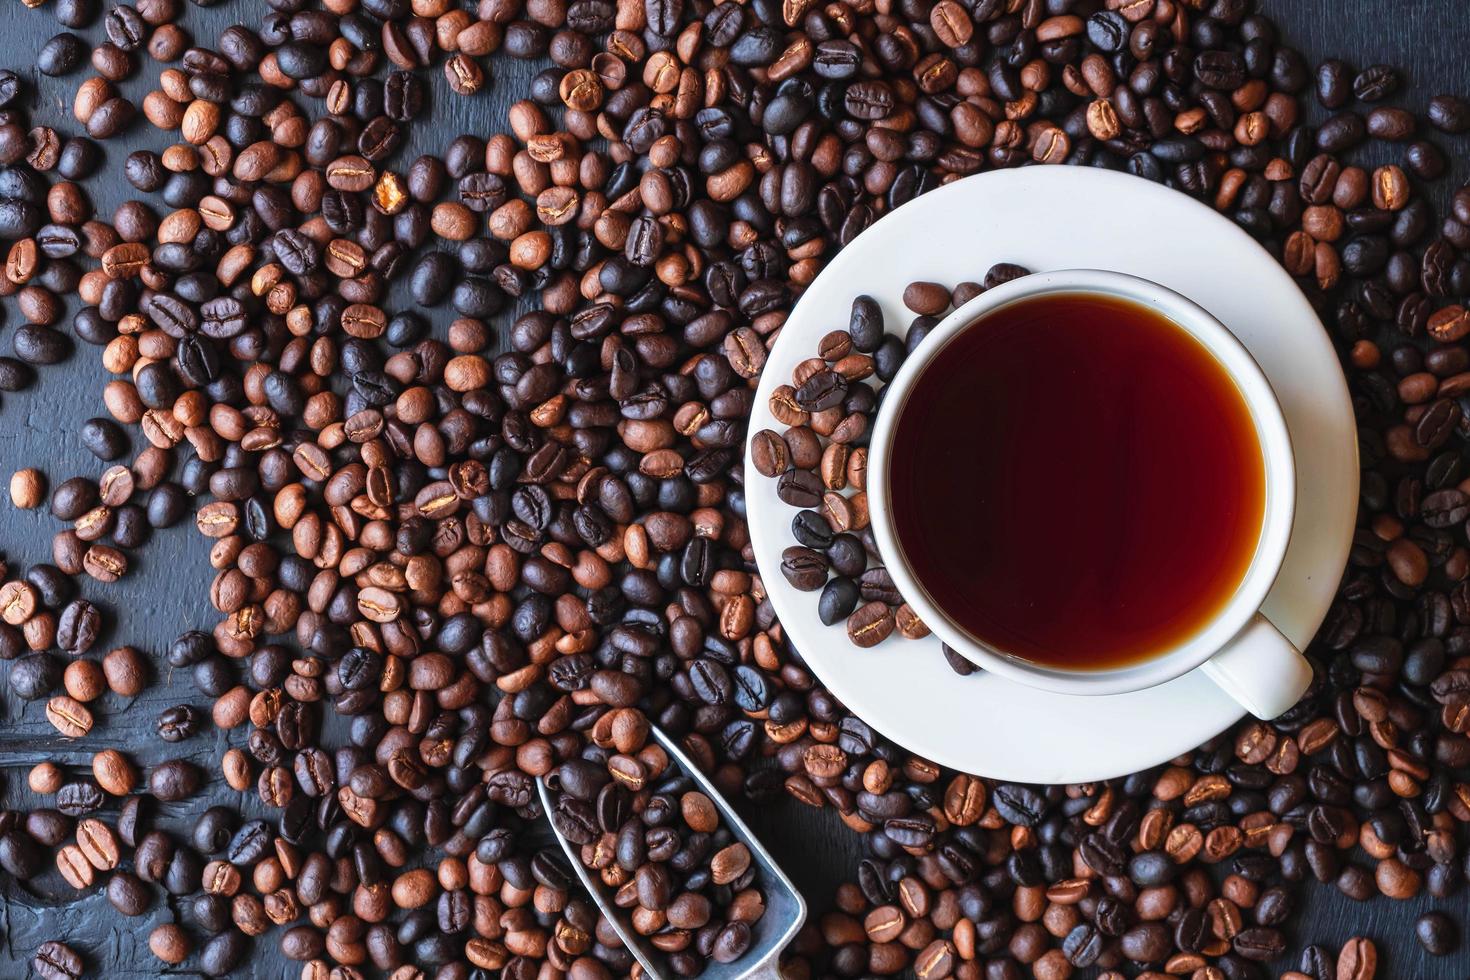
[868,270,1296,696]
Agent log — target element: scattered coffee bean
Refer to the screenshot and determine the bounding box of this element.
[9,468,45,509]
[1416,912,1457,955]
[148,759,201,802]
[32,941,82,980]
[148,923,190,965]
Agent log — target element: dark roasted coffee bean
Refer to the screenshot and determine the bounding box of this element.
[56,600,101,654]
[1233,926,1287,962]
[11,653,59,701]
[12,325,71,364]
[39,34,88,77]
[0,830,43,879]
[1316,59,1352,107]
[32,941,82,980]
[1428,94,1470,134]
[818,577,860,625]
[79,417,128,460]
[1353,64,1400,101]
[199,931,248,977]
[106,871,151,916]
[149,760,203,802]
[776,469,822,508]
[157,704,203,742]
[1417,911,1458,955]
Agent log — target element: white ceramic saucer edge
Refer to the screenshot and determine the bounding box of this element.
[744,166,1359,784]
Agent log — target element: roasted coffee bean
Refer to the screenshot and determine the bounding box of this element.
[199,931,248,977]
[106,871,150,916]
[55,781,103,817]
[780,546,828,591]
[846,601,894,648]
[1353,65,1400,101]
[149,760,202,802]
[157,704,202,742]
[10,468,44,509]
[46,696,93,737]
[1416,912,1457,955]
[79,417,128,460]
[0,829,43,879]
[8,651,56,701]
[38,34,87,77]
[818,577,860,625]
[56,600,101,654]
[32,941,83,980]
[148,924,190,965]
[1428,94,1470,134]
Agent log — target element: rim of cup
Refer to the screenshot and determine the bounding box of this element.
[866,269,1297,696]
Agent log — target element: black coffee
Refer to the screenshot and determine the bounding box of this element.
[888,292,1266,670]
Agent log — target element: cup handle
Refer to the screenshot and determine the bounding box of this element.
[1198,613,1313,720]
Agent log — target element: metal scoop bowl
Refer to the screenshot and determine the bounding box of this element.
[537,724,807,980]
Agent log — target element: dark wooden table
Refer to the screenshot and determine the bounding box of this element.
[0,0,1467,976]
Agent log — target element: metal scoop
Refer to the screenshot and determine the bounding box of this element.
[537,724,807,980]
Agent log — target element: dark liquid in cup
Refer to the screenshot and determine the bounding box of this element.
[888,292,1267,671]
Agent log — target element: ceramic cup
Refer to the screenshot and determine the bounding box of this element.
[867,269,1312,719]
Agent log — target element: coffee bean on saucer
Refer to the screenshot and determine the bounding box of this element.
[781,546,828,592]
[847,601,895,648]
[750,430,789,477]
[901,281,950,316]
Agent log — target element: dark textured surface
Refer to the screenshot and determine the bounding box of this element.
[0,0,1466,976]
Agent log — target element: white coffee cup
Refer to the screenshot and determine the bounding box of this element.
[867,269,1311,719]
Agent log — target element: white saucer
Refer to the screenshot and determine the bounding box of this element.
[744,166,1358,784]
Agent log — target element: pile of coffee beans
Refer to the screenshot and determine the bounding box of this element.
[3,0,1470,974]
[0,563,109,669]
[0,59,102,399]
[752,264,1029,663]
[546,706,768,974]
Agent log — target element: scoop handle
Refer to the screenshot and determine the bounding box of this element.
[738,949,787,980]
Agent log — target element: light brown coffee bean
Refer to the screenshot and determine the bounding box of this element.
[56,843,96,889]
[93,749,137,796]
[46,695,94,737]
[10,468,45,508]
[680,791,719,834]
[1337,937,1377,980]
[76,817,120,870]
[902,281,950,315]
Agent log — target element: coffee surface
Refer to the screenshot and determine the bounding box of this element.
[889,292,1267,670]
